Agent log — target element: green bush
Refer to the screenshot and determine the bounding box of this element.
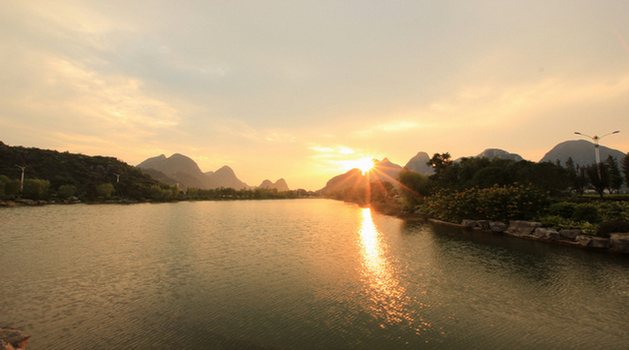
[97,183,115,198]
[425,183,551,223]
[599,201,629,222]
[398,169,432,208]
[58,184,77,199]
[539,215,598,235]
[572,203,601,223]
[597,220,629,238]
[547,202,577,219]
[22,179,50,200]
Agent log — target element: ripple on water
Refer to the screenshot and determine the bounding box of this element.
[1,201,629,349]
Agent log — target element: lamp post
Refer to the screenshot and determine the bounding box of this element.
[15,165,26,192]
[574,130,620,165]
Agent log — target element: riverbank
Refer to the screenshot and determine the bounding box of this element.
[420,216,629,254]
[361,198,629,255]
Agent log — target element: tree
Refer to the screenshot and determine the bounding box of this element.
[427,152,460,188]
[565,157,589,195]
[85,182,98,201]
[22,179,50,200]
[398,169,432,208]
[605,155,623,194]
[97,183,115,198]
[149,185,165,200]
[58,184,77,199]
[428,152,453,171]
[585,163,609,198]
[622,153,629,192]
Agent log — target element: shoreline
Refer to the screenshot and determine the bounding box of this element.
[364,199,629,255]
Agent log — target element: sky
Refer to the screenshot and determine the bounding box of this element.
[1,1,629,190]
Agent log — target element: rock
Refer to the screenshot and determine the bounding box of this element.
[489,221,507,233]
[0,328,30,349]
[576,235,611,249]
[610,233,629,254]
[505,221,543,237]
[414,211,433,219]
[559,229,582,241]
[532,228,559,240]
[532,228,547,239]
[545,230,560,241]
[476,220,490,230]
[462,220,477,229]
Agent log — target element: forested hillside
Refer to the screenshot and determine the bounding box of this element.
[0,141,167,201]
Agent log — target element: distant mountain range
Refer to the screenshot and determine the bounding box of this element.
[136,153,290,191]
[319,142,627,193]
[135,140,626,193]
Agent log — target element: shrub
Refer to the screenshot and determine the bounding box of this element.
[547,202,577,219]
[572,203,601,223]
[597,220,629,238]
[97,183,115,198]
[22,179,50,200]
[539,215,598,235]
[58,184,77,199]
[599,201,629,222]
[425,183,551,223]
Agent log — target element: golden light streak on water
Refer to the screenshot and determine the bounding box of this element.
[357,208,423,332]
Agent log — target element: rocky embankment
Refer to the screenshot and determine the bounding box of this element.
[427,216,629,254]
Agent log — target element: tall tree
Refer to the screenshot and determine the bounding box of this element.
[622,153,629,191]
[398,169,432,208]
[585,162,609,198]
[427,152,453,171]
[565,157,584,195]
[605,155,623,194]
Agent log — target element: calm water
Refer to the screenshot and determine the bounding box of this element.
[1,199,628,349]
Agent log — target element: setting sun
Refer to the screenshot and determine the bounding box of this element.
[343,157,375,174]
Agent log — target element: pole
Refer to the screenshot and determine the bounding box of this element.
[574,131,620,164]
[15,165,26,192]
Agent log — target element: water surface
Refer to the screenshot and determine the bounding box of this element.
[1,199,628,349]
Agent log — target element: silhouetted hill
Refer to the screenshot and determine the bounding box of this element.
[139,168,178,186]
[137,153,211,189]
[476,148,523,161]
[319,168,364,195]
[367,158,403,183]
[0,141,164,199]
[539,140,626,166]
[208,166,248,190]
[404,152,434,175]
[258,178,290,191]
[137,154,253,190]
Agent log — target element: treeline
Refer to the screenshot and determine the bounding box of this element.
[0,141,312,203]
[0,141,168,201]
[398,152,629,202]
[397,152,629,235]
[185,187,306,200]
[327,180,395,206]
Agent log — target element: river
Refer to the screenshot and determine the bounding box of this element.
[1,199,628,349]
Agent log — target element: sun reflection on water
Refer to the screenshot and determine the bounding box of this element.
[358,208,426,332]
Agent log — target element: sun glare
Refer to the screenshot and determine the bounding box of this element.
[353,157,374,174]
[337,156,376,174]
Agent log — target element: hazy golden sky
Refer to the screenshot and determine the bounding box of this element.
[1,1,628,190]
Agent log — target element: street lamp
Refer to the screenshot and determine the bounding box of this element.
[15,165,26,192]
[574,130,620,164]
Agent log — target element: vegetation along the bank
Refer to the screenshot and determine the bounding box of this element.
[328,151,629,239]
[0,142,306,204]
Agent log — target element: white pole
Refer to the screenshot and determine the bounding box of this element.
[15,165,26,192]
[574,131,620,164]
